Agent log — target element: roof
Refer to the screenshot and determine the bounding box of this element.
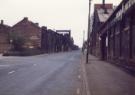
[97,9,113,22]
[0,23,11,29]
[94,4,113,9]
[0,24,11,34]
[94,4,114,23]
[12,17,40,29]
[56,30,71,32]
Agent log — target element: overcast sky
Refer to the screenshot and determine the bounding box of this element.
[0,0,122,47]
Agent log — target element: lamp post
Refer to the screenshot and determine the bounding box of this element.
[86,0,92,63]
[10,39,13,50]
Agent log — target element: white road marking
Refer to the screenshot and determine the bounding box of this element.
[77,88,80,95]
[78,75,81,79]
[8,71,15,74]
[33,64,37,66]
[0,65,10,67]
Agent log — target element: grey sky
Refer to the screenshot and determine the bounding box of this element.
[0,0,122,47]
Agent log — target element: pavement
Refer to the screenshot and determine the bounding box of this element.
[1,51,134,95]
[82,54,135,95]
[0,51,84,95]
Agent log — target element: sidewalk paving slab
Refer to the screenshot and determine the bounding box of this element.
[83,54,135,95]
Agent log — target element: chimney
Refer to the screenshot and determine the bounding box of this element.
[103,0,105,8]
[23,17,28,21]
[35,23,39,26]
[102,0,108,14]
[1,20,4,25]
[42,26,47,30]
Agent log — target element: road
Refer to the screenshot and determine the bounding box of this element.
[0,51,83,95]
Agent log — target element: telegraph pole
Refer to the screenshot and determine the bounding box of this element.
[82,30,85,54]
[86,0,92,63]
[83,30,85,45]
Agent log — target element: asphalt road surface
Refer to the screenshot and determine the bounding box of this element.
[0,51,82,95]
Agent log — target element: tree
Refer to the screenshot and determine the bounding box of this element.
[10,32,25,51]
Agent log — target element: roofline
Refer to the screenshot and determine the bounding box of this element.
[97,0,124,36]
[12,18,41,29]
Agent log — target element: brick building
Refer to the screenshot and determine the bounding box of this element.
[90,0,135,71]
[0,20,11,53]
[41,28,75,53]
[41,26,48,52]
[90,3,113,58]
[11,17,41,49]
[41,27,64,53]
[0,17,77,54]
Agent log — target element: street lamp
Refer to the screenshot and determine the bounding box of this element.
[10,39,13,50]
[86,0,92,63]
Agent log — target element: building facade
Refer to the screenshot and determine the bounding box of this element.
[11,17,41,49]
[90,0,135,71]
[0,17,78,54]
[90,4,113,57]
[41,28,75,53]
[41,27,62,53]
[0,20,11,53]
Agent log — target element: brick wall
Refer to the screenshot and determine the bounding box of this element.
[12,18,41,49]
[0,22,11,53]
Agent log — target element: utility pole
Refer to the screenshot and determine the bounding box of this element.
[83,30,85,45]
[86,0,92,63]
[82,30,85,54]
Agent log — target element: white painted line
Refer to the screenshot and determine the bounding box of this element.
[78,75,81,79]
[33,64,37,66]
[8,71,15,74]
[77,88,80,95]
[0,65,10,67]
